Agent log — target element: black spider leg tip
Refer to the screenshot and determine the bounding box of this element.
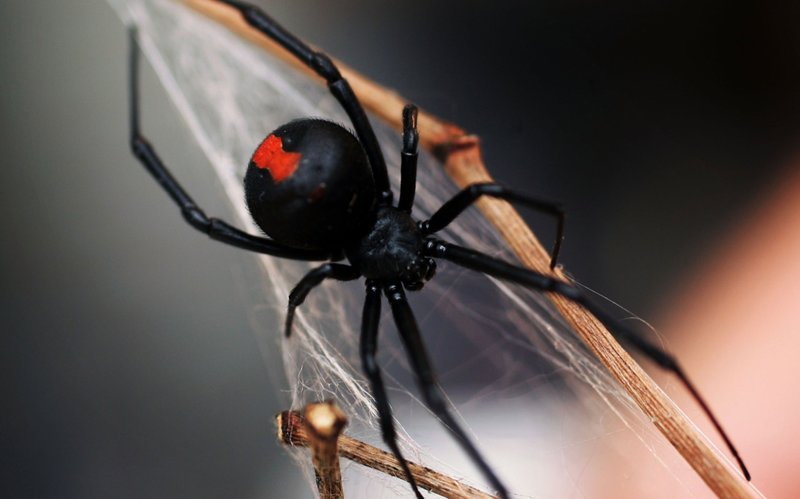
[284,264,360,338]
[596,311,753,482]
[361,281,425,499]
[424,238,752,482]
[420,182,566,269]
[217,0,392,204]
[398,105,419,213]
[679,366,751,481]
[127,27,328,261]
[385,282,510,499]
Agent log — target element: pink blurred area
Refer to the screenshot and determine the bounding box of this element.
[652,157,800,497]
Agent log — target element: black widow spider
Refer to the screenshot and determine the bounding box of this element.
[127,1,750,497]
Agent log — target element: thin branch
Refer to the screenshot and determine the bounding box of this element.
[185,1,758,497]
[277,406,497,499]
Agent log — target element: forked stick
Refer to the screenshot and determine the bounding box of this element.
[184,1,758,497]
[277,404,497,499]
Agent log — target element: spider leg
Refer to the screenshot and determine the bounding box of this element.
[360,281,424,499]
[284,263,360,337]
[421,183,565,268]
[397,105,419,213]
[217,1,392,204]
[127,29,327,261]
[425,238,751,481]
[384,282,510,499]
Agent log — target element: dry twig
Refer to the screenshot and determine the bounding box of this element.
[277,405,497,499]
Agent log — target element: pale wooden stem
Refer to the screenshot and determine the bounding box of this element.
[300,402,347,499]
[277,408,497,499]
[186,1,757,497]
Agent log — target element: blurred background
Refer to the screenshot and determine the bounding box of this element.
[2,0,798,497]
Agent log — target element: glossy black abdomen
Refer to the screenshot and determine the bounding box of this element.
[244,119,376,251]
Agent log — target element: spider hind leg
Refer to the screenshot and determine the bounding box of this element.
[219,0,392,203]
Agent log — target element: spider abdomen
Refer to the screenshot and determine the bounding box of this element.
[244,119,376,251]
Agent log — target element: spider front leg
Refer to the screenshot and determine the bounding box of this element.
[360,281,424,499]
[425,238,751,481]
[398,105,419,213]
[421,183,565,268]
[127,29,327,261]
[385,282,510,499]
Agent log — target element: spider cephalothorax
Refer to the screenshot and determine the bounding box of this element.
[344,206,436,290]
[127,2,750,497]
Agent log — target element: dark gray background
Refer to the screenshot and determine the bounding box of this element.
[2,1,798,497]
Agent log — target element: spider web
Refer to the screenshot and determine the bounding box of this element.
[106,1,712,497]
